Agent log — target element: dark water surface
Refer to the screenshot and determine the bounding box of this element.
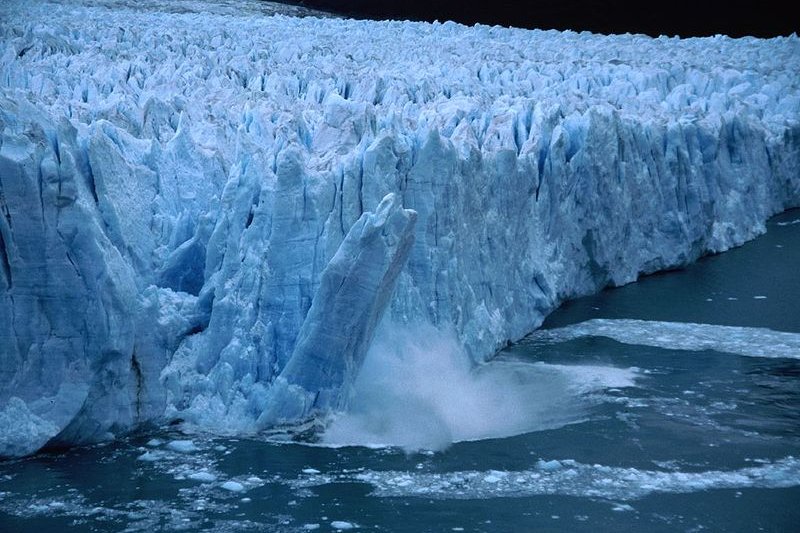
[1,209,799,532]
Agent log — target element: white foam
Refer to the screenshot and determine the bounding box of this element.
[321,324,637,451]
[526,319,800,359]
[290,457,800,501]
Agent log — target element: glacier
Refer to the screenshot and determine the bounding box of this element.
[0,0,799,457]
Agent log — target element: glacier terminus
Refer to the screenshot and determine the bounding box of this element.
[1,0,799,458]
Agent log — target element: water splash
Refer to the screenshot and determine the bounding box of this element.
[321,324,638,451]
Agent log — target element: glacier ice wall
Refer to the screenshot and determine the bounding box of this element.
[1,0,799,456]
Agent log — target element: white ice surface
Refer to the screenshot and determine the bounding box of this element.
[526,319,800,359]
[1,0,799,455]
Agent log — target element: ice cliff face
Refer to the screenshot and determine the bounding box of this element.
[1,0,799,456]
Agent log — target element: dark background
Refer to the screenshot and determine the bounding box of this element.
[284,0,798,37]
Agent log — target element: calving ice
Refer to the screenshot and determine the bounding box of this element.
[1,0,799,457]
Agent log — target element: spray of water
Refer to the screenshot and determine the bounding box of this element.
[321,323,638,451]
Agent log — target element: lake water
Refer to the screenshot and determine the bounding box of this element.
[1,209,798,532]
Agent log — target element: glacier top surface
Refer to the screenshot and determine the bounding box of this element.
[1,0,798,153]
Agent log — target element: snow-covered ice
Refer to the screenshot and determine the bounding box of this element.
[1,0,799,456]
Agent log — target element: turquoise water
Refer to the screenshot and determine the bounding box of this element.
[1,209,799,532]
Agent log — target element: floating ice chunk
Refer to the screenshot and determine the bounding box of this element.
[302,468,321,475]
[331,521,356,530]
[537,460,563,471]
[146,439,163,447]
[167,440,199,453]
[526,319,800,359]
[302,525,321,531]
[220,481,245,492]
[136,451,164,462]
[188,472,217,483]
[484,472,507,483]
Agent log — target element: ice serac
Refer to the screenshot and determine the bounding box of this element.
[0,100,138,456]
[1,0,800,456]
[259,193,416,426]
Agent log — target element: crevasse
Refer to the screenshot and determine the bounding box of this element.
[1,0,798,457]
